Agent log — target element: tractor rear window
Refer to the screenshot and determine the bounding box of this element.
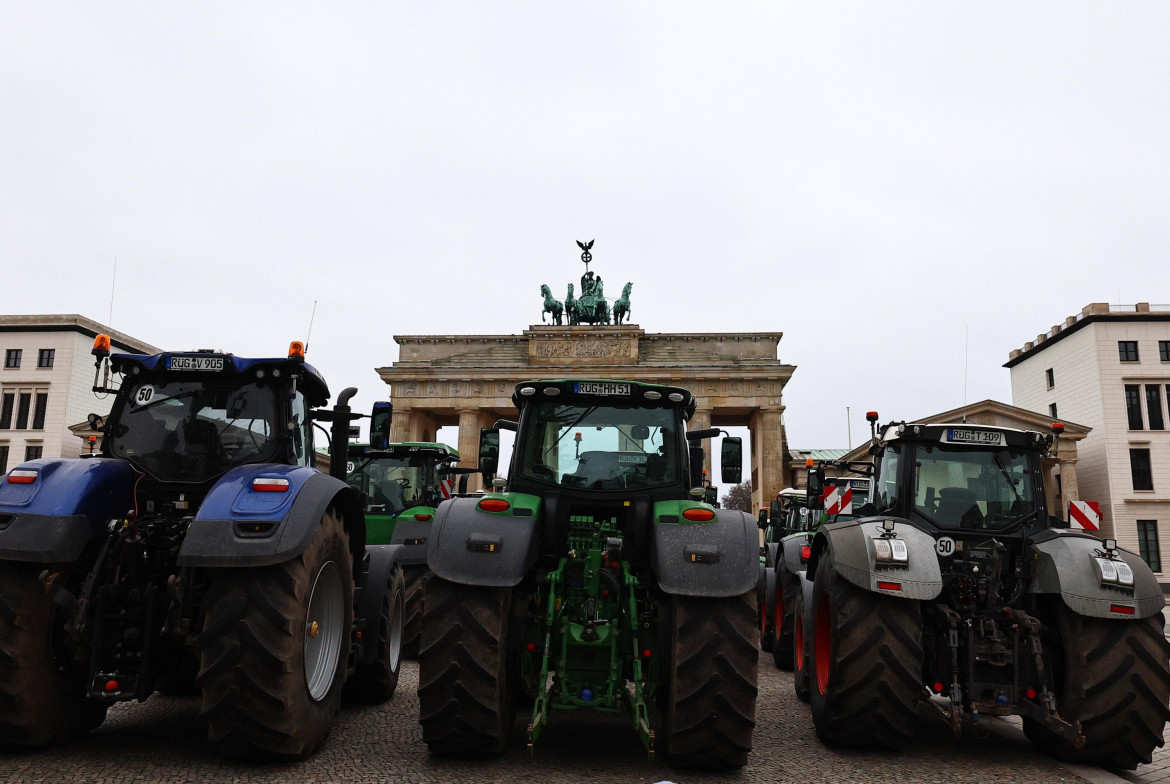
[110,380,281,483]
[911,444,1037,530]
[347,454,430,515]
[518,400,681,490]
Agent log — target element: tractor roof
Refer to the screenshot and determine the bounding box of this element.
[350,442,460,460]
[511,379,697,419]
[109,351,331,407]
[879,421,1052,451]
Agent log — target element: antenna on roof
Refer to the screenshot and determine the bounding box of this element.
[305,300,318,353]
[108,257,117,328]
[963,326,969,407]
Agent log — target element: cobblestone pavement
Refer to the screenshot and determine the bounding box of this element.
[2,656,1164,784]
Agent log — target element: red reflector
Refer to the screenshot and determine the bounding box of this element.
[642,649,652,658]
[1110,604,1136,615]
[414,513,433,521]
[253,478,290,492]
[932,682,944,693]
[1026,688,1037,699]
[104,680,120,692]
[877,581,902,592]
[682,508,716,522]
[799,545,812,560]
[527,642,536,651]
[478,498,511,512]
[7,470,37,484]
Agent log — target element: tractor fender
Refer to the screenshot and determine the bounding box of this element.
[388,509,435,568]
[178,465,364,568]
[1027,528,1165,619]
[651,508,758,598]
[780,532,813,578]
[0,457,134,563]
[355,543,405,664]
[809,517,943,601]
[426,494,540,588]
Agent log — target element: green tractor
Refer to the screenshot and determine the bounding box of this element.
[344,440,460,655]
[417,379,760,767]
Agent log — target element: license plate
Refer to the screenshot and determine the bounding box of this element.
[168,356,224,372]
[945,428,1004,446]
[574,381,630,396]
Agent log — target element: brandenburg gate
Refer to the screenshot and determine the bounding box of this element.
[376,325,795,511]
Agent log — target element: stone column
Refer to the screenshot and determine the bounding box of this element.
[457,408,488,492]
[390,407,416,444]
[749,408,785,515]
[690,408,713,484]
[1058,458,1080,517]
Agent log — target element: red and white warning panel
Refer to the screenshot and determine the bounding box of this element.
[823,485,853,515]
[440,479,454,500]
[1069,500,1101,531]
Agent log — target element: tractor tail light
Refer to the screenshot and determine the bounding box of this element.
[7,470,37,484]
[414,513,433,521]
[478,498,510,513]
[799,544,812,561]
[252,478,290,492]
[682,508,715,522]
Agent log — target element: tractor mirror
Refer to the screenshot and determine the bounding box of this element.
[479,428,500,480]
[757,509,768,529]
[770,499,783,522]
[721,437,743,484]
[370,402,392,449]
[807,467,824,502]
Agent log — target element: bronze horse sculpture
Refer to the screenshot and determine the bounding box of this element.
[613,282,632,325]
[564,283,578,326]
[540,284,564,326]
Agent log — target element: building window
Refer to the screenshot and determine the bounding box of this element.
[31,392,48,430]
[1161,341,1170,362]
[1049,403,1058,418]
[1119,341,1140,362]
[1138,520,1162,572]
[1131,448,1154,491]
[1125,384,1144,430]
[36,349,54,368]
[24,445,42,461]
[1148,385,1166,431]
[0,393,12,429]
[4,349,20,369]
[0,445,7,474]
[1046,368,1054,389]
[14,393,30,430]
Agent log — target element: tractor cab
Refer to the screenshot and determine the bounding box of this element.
[95,343,329,502]
[868,422,1051,535]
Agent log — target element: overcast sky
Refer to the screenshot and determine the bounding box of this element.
[3,3,1167,461]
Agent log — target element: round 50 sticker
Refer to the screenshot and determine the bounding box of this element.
[936,537,956,557]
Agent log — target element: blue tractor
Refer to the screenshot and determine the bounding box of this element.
[0,336,405,759]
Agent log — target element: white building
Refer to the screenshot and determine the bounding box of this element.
[1007,302,1170,581]
[0,315,159,471]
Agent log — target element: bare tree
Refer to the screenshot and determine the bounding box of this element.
[721,480,753,513]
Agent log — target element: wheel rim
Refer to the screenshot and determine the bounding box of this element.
[304,560,345,702]
[795,609,804,671]
[815,589,832,695]
[388,583,404,672]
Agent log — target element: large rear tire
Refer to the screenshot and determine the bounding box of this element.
[345,565,404,703]
[417,577,514,755]
[198,507,354,760]
[772,568,798,670]
[1025,604,1170,770]
[663,590,758,768]
[0,563,105,746]
[792,574,811,703]
[401,565,427,659]
[809,555,922,749]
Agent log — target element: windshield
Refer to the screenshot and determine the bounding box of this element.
[912,444,1037,530]
[110,379,281,483]
[518,400,681,489]
[347,454,431,515]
